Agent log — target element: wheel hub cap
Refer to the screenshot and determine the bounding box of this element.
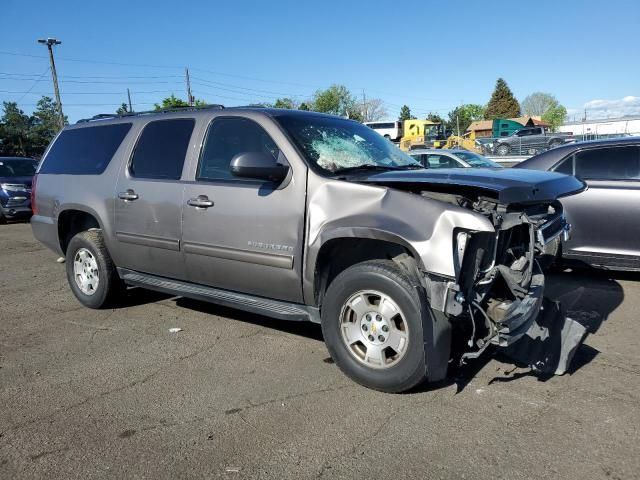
[73,248,99,296]
[340,290,409,369]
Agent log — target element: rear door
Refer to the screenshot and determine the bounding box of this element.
[114,118,195,279]
[558,145,640,267]
[180,115,306,302]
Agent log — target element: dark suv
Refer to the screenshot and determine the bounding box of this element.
[31,106,583,392]
[0,157,37,224]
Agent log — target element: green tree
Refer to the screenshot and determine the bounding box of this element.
[273,97,296,109]
[298,102,310,111]
[154,94,190,110]
[485,78,521,119]
[0,102,31,156]
[398,105,415,122]
[116,103,129,115]
[426,112,445,124]
[542,104,567,131]
[29,96,64,156]
[447,104,485,134]
[311,85,359,118]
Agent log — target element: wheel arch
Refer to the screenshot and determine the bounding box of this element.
[57,207,104,254]
[309,230,424,308]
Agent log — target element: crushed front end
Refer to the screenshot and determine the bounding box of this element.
[424,195,582,372]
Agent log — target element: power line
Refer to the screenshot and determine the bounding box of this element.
[15,67,49,103]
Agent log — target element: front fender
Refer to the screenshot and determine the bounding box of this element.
[303,178,494,304]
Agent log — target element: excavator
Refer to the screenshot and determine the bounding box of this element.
[399,119,484,153]
[398,119,447,151]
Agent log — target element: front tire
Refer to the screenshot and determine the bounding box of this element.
[496,144,510,156]
[65,230,124,309]
[321,260,434,393]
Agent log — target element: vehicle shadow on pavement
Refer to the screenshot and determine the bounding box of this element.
[174,297,325,341]
[486,267,628,385]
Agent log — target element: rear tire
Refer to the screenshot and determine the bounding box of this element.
[65,230,124,309]
[0,211,6,225]
[321,260,433,393]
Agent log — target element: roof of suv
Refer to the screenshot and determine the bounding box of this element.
[514,136,640,170]
[74,105,353,126]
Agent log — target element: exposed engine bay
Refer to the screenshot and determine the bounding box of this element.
[407,185,581,373]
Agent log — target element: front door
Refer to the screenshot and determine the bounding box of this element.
[114,118,195,279]
[181,116,306,303]
[562,145,640,266]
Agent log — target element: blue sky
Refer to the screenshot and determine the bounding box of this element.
[2,0,639,123]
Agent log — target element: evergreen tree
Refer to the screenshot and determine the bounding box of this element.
[398,105,414,122]
[485,78,521,119]
[0,102,31,156]
[29,96,64,156]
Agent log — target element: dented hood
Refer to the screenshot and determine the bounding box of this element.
[355,167,586,205]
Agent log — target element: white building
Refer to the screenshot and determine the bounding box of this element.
[559,115,640,139]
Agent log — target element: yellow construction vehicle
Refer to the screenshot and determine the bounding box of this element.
[442,130,483,153]
[399,119,447,151]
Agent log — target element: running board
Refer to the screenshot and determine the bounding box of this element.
[117,268,320,323]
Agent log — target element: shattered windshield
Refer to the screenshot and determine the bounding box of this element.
[276,114,420,173]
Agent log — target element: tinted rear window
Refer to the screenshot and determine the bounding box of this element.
[40,123,132,175]
[129,119,194,180]
[575,146,640,180]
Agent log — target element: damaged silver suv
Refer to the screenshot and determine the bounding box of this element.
[31,106,584,392]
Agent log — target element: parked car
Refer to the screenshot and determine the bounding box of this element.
[514,136,640,270]
[31,106,583,392]
[0,157,37,224]
[364,120,403,142]
[490,126,575,156]
[408,149,502,169]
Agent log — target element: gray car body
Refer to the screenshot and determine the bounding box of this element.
[408,149,501,168]
[514,136,640,270]
[32,109,496,304]
[493,127,574,155]
[31,108,585,381]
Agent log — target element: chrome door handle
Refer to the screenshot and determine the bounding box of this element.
[187,195,214,209]
[118,189,139,201]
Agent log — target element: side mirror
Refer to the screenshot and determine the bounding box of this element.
[230,152,289,182]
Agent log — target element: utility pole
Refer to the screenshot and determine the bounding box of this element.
[37,37,64,129]
[185,67,193,106]
[362,89,367,122]
[127,88,133,113]
[456,115,460,137]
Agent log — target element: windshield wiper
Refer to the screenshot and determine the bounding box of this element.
[332,164,422,175]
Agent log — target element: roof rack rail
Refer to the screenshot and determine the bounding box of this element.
[76,103,225,123]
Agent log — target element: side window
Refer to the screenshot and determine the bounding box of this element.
[40,123,132,175]
[426,154,459,169]
[130,119,195,180]
[409,154,427,166]
[574,146,640,180]
[197,117,280,181]
[553,155,574,175]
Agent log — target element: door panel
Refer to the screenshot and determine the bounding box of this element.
[113,118,195,280]
[181,116,306,303]
[114,178,186,278]
[562,145,640,264]
[563,181,640,259]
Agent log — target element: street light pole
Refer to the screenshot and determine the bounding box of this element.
[37,37,64,129]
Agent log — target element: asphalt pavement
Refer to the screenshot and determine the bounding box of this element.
[1,222,639,479]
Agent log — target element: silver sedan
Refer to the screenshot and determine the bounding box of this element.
[408,149,502,169]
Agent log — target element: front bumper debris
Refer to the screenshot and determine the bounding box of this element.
[500,298,587,375]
